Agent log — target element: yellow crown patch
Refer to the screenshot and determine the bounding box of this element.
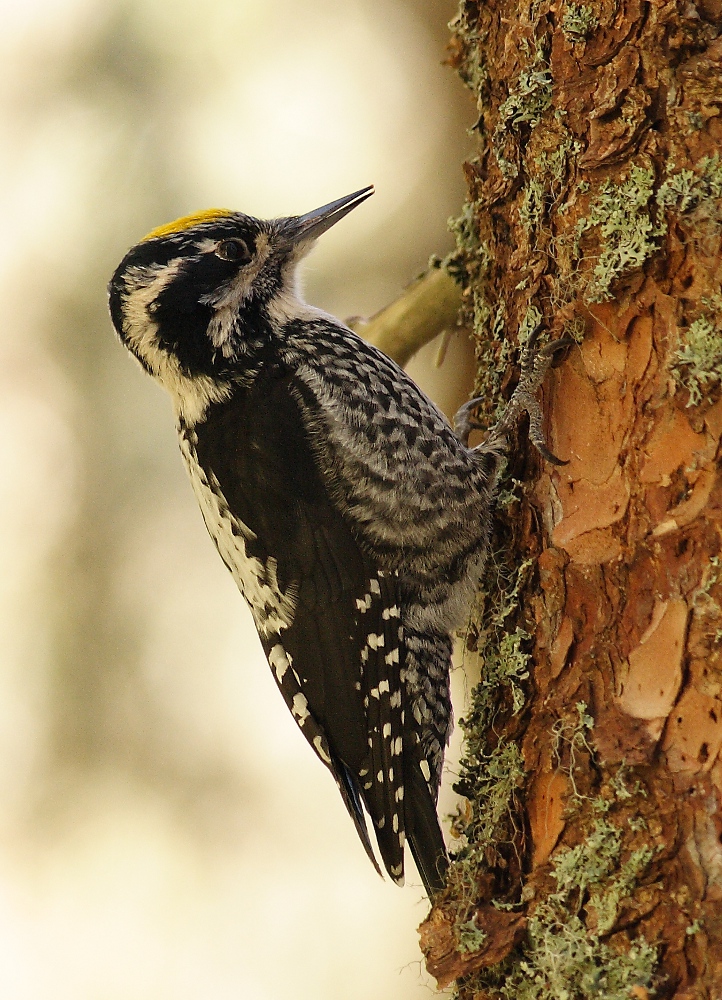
[141,208,234,242]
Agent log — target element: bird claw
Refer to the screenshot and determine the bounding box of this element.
[454,334,573,463]
[453,398,487,445]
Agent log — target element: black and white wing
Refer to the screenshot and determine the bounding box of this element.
[182,371,444,889]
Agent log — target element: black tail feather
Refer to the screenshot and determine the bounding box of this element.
[336,758,383,878]
[405,761,448,897]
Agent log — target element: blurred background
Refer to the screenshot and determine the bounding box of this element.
[0,0,477,996]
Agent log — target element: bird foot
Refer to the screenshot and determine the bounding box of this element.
[453,332,573,465]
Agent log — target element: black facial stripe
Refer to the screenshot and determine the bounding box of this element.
[152,254,242,311]
[107,213,284,379]
[152,289,216,377]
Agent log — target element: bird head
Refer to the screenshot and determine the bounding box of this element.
[108,186,374,418]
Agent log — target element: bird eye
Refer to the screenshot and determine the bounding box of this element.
[215,238,251,263]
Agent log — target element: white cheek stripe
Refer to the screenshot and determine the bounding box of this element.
[180,435,297,636]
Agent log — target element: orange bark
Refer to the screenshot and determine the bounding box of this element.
[421,0,722,996]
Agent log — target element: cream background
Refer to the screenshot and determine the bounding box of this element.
[0,1,476,996]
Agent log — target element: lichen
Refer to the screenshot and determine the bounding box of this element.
[447,205,494,334]
[670,313,722,407]
[519,179,546,238]
[449,8,490,101]
[518,303,543,346]
[538,133,583,183]
[564,314,587,344]
[480,742,525,842]
[561,3,599,40]
[447,204,496,346]
[445,202,513,425]
[450,548,534,887]
[551,701,595,800]
[693,554,721,610]
[565,152,722,310]
[446,741,526,950]
[575,165,660,303]
[457,916,489,954]
[452,695,658,1000]
[656,153,722,216]
[457,622,530,783]
[495,476,524,509]
[446,201,487,282]
[493,42,552,178]
[462,775,658,1000]
[497,42,552,131]
[500,829,657,1000]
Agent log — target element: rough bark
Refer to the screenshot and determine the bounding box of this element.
[419,1,722,998]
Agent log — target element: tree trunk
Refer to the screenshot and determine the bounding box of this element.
[419,1,722,997]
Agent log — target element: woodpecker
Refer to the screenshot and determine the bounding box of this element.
[108,187,564,896]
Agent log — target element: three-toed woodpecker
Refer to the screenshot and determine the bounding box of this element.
[108,187,563,896]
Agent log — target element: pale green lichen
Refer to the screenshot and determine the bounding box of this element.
[519,179,546,237]
[487,556,534,632]
[447,203,495,351]
[448,741,525,920]
[563,315,587,344]
[518,303,543,346]
[608,763,646,803]
[447,743,525,951]
[452,554,533,862]
[465,773,658,1000]
[493,42,552,178]
[468,742,526,848]
[569,155,722,305]
[457,916,489,954]
[498,47,552,130]
[551,702,595,800]
[446,201,522,424]
[561,3,599,40]
[503,828,657,1000]
[447,201,487,279]
[495,477,524,509]
[461,49,490,105]
[447,206,493,331]
[449,8,490,101]
[463,625,531,740]
[576,165,660,303]
[535,134,583,190]
[454,712,658,999]
[492,630,530,716]
[656,153,722,215]
[670,313,722,407]
[693,554,721,609]
[491,298,508,341]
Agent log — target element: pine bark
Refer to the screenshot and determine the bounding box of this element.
[418,1,722,998]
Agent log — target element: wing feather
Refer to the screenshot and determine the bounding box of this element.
[188,373,411,882]
[356,570,406,882]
